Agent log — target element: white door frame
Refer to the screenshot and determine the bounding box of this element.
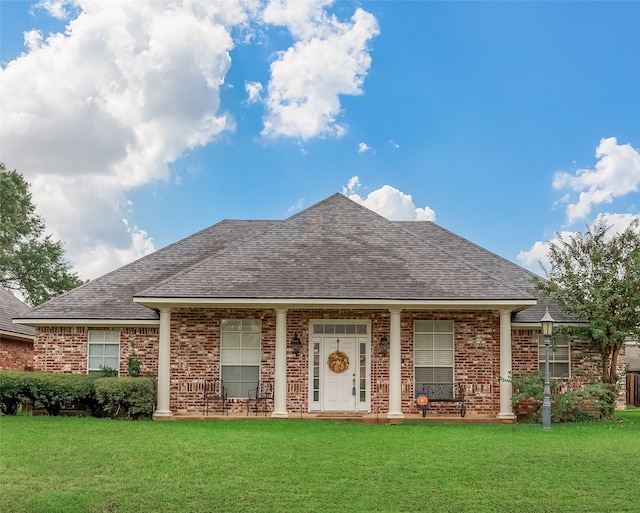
[307,320,371,412]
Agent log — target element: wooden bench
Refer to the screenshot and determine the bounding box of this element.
[415,383,466,417]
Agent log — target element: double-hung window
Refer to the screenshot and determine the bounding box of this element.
[414,320,454,392]
[88,330,120,374]
[538,333,570,378]
[220,319,261,398]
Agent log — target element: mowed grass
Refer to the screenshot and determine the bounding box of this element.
[1,413,639,513]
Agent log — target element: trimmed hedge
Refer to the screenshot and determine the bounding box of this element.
[0,371,27,415]
[0,371,155,419]
[94,377,155,419]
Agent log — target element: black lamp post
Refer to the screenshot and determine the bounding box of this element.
[540,307,554,430]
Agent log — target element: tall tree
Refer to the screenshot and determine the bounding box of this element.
[0,164,84,306]
[535,220,640,384]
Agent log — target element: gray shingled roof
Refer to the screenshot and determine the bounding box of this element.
[18,193,572,322]
[20,220,275,320]
[139,194,535,301]
[1,288,35,338]
[394,222,577,323]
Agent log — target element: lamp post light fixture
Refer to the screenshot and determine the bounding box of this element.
[291,332,302,356]
[379,336,389,356]
[540,307,555,430]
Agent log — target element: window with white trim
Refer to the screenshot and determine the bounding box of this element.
[221,319,260,398]
[538,333,570,378]
[414,320,454,390]
[88,330,120,374]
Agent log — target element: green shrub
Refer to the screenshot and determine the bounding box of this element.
[21,372,97,416]
[506,372,545,405]
[94,377,155,419]
[127,358,141,377]
[504,372,618,423]
[579,383,617,419]
[0,371,28,415]
[98,366,118,377]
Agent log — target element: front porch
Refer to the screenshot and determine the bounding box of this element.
[152,307,522,421]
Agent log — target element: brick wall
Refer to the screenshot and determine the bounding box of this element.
[33,326,159,376]
[31,309,615,415]
[0,337,34,370]
[403,310,499,416]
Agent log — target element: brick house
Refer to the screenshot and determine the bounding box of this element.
[1,287,35,370]
[14,193,612,419]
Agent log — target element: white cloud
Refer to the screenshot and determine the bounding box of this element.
[358,142,371,153]
[553,137,640,224]
[0,1,379,280]
[34,0,74,20]
[245,81,263,103]
[343,176,436,221]
[516,240,552,270]
[261,1,379,140]
[0,1,252,279]
[517,213,640,271]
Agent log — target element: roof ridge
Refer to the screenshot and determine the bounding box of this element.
[136,195,356,297]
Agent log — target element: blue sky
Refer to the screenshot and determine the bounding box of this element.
[1,0,639,281]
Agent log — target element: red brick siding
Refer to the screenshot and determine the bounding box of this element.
[33,326,159,376]
[31,309,615,415]
[403,310,499,416]
[0,337,34,370]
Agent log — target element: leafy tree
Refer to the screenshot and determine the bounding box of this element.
[535,219,640,384]
[0,163,84,305]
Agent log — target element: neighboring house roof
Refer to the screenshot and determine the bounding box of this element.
[16,193,572,324]
[626,339,640,372]
[0,287,35,340]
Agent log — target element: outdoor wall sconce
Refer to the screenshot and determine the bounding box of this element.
[379,336,389,356]
[291,332,302,356]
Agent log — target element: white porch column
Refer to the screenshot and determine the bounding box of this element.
[387,308,404,419]
[154,307,172,418]
[272,308,289,418]
[498,309,516,420]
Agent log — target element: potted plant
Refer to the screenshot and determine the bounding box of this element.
[502,372,544,421]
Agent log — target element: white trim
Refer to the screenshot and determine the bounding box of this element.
[413,319,455,386]
[512,322,587,329]
[133,297,537,310]
[87,330,121,375]
[538,332,572,379]
[498,310,515,420]
[307,319,371,413]
[155,308,172,417]
[13,318,160,327]
[272,309,289,418]
[387,309,403,419]
[0,330,35,341]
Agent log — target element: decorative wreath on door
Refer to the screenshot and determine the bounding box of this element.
[327,338,350,373]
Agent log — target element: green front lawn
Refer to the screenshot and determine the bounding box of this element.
[1,412,639,513]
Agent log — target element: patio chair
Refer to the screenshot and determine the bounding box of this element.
[247,380,274,416]
[203,379,227,416]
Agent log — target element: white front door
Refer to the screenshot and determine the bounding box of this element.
[308,321,370,413]
[324,336,357,411]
